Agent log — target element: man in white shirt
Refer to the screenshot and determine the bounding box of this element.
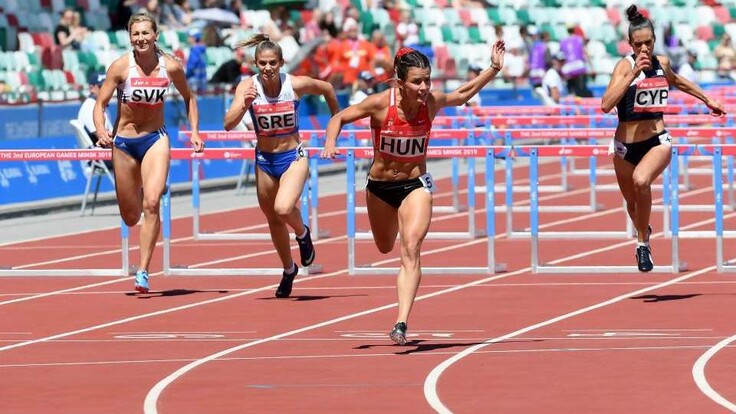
[678,48,698,84]
[77,72,112,146]
[537,52,566,106]
[77,72,113,168]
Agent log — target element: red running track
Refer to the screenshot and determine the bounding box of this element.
[0,156,735,413]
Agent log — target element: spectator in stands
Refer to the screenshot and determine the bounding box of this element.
[501,45,526,87]
[338,18,374,88]
[714,33,736,81]
[160,0,188,29]
[77,72,114,170]
[55,8,86,50]
[93,12,203,293]
[349,70,376,105]
[319,10,338,39]
[301,9,323,44]
[371,30,393,85]
[78,72,112,147]
[538,52,566,106]
[395,9,418,48]
[678,48,698,84]
[141,0,162,24]
[601,5,724,273]
[320,41,505,346]
[528,28,549,88]
[186,29,208,93]
[209,47,252,86]
[560,24,592,97]
[223,33,339,298]
[465,64,482,107]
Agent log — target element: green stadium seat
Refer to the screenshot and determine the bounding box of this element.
[714,23,726,38]
[468,26,482,44]
[486,8,501,24]
[516,9,531,25]
[28,70,44,89]
[441,25,454,43]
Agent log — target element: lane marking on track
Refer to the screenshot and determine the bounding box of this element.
[422,263,723,413]
[692,333,736,412]
[4,343,736,370]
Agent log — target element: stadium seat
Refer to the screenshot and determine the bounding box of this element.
[69,119,115,216]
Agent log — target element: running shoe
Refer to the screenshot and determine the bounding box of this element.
[134,270,150,293]
[296,226,315,267]
[275,265,298,298]
[389,322,408,345]
[636,245,654,272]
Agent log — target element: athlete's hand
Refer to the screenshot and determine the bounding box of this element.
[190,132,205,153]
[490,39,505,70]
[320,142,340,159]
[96,129,113,148]
[243,85,258,106]
[706,98,726,117]
[633,53,651,75]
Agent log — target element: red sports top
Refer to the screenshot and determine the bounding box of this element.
[372,88,432,163]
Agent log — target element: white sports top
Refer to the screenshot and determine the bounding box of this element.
[248,73,300,137]
[117,51,170,107]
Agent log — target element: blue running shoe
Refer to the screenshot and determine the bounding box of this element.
[134,270,150,293]
[296,226,315,267]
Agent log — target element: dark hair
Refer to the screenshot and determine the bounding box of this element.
[393,48,431,81]
[237,33,283,62]
[626,5,654,40]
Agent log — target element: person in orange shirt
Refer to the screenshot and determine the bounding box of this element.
[338,18,373,87]
[370,30,393,84]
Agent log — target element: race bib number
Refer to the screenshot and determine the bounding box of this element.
[418,172,435,193]
[378,135,428,162]
[634,77,668,113]
[252,101,297,135]
[658,132,672,145]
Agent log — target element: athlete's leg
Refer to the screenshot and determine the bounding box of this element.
[256,166,294,270]
[613,156,638,234]
[113,147,143,227]
[366,190,399,254]
[631,145,671,242]
[274,156,309,236]
[395,188,432,325]
[138,136,170,273]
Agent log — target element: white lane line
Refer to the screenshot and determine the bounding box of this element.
[692,333,736,412]
[423,264,719,414]
[5,343,736,370]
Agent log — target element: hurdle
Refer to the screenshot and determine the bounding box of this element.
[162,148,322,276]
[528,145,687,274]
[694,145,736,272]
[0,149,131,276]
[345,146,506,275]
[346,126,480,215]
[179,130,323,241]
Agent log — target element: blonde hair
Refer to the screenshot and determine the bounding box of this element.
[236,33,283,61]
[127,12,159,34]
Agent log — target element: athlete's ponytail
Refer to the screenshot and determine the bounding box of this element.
[236,33,283,62]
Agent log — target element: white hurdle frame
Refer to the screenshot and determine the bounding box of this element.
[179,131,322,241]
[345,146,506,275]
[527,145,687,274]
[0,149,131,276]
[161,148,321,276]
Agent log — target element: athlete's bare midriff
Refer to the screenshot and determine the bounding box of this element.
[255,133,302,153]
[614,118,665,144]
[116,105,165,137]
[369,153,426,181]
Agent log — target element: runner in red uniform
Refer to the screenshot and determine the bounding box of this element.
[321,42,505,345]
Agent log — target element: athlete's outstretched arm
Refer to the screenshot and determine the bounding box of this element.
[292,76,340,116]
[321,91,386,159]
[431,40,504,112]
[168,56,203,152]
[224,77,256,131]
[659,55,725,116]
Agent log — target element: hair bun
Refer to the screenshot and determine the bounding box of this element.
[626,5,643,22]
